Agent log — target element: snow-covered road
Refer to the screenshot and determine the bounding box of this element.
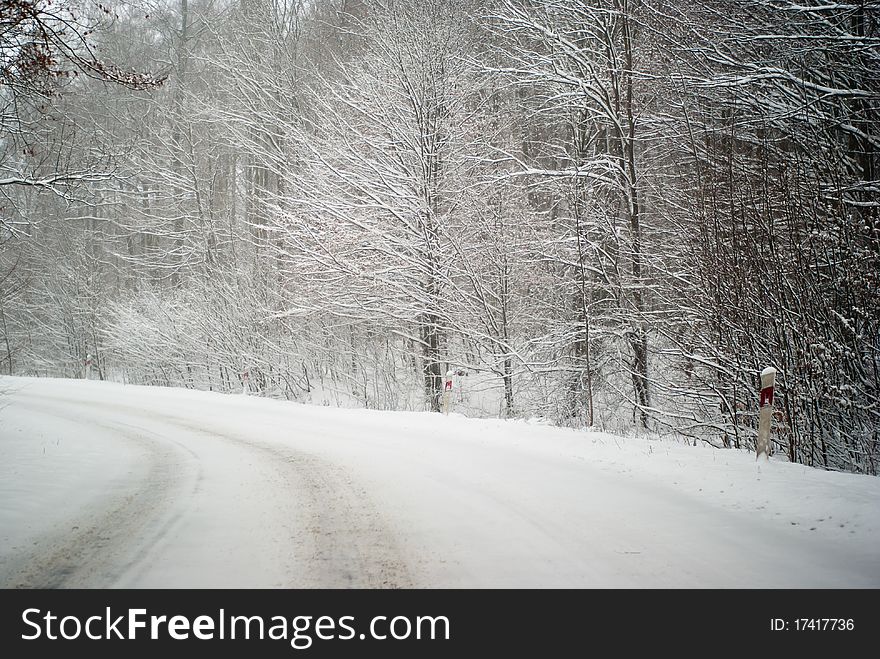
[1,376,877,588]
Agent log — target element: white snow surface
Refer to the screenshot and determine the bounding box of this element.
[0,376,877,588]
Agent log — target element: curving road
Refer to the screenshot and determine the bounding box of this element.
[1,376,878,588]
[1,390,408,588]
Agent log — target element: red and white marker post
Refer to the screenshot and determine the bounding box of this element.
[756,366,777,461]
[442,370,454,415]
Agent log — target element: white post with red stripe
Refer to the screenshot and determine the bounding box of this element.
[756,366,776,460]
[442,370,454,415]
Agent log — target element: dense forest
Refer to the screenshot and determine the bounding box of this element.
[1,0,877,473]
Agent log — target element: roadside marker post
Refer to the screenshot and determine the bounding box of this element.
[443,371,454,415]
[756,366,776,461]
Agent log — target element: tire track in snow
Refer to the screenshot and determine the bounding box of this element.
[1,398,199,588]
[11,392,412,588]
[121,413,414,588]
